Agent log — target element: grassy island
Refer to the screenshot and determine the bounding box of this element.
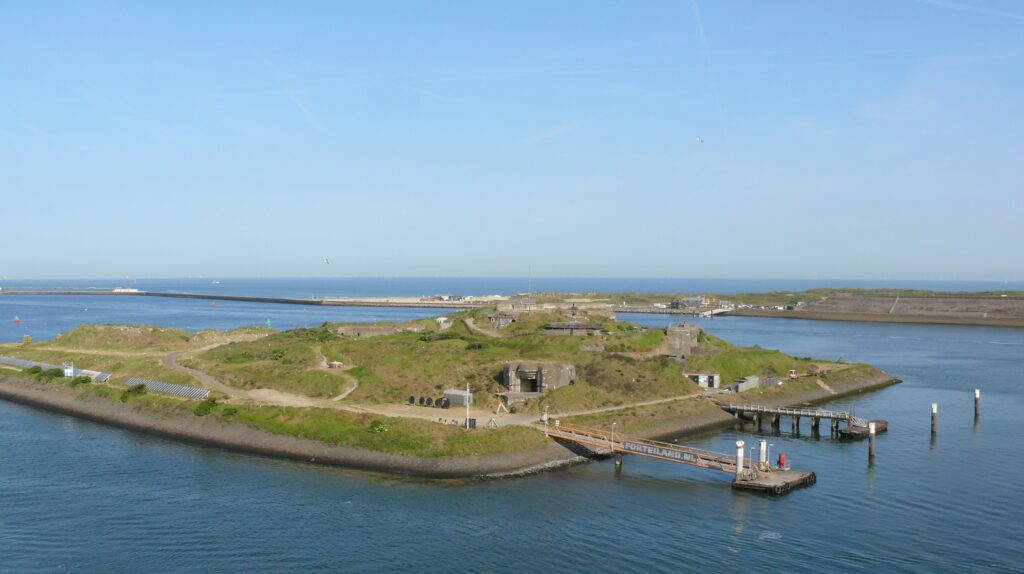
[0,301,896,476]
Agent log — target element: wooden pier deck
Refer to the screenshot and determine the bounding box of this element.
[546,423,815,495]
[718,402,887,438]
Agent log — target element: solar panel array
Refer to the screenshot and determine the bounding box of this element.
[0,355,110,382]
[123,377,210,400]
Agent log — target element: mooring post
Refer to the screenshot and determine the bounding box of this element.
[735,440,745,478]
[931,403,938,435]
[831,419,839,436]
[614,453,623,469]
[974,389,980,418]
[758,439,767,469]
[868,421,877,459]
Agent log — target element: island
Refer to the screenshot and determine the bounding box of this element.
[0,302,898,479]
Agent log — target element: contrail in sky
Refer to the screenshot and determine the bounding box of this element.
[916,0,1024,22]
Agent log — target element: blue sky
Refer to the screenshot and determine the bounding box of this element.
[2,1,1021,280]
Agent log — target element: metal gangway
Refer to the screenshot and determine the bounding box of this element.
[547,423,759,477]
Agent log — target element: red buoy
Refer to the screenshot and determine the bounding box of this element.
[778,452,786,468]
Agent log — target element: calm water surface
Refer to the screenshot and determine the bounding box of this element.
[1,281,1022,572]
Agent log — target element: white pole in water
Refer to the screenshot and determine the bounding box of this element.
[759,439,768,468]
[974,389,981,418]
[931,403,938,435]
[869,422,877,458]
[735,440,745,478]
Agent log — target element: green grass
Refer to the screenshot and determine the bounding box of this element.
[5,348,200,387]
[215,404,548,457]
[47,324,195,351]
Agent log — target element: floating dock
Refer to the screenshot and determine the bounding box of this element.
[545,422,815,495]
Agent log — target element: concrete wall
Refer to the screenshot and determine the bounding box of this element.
[502,362,576,393]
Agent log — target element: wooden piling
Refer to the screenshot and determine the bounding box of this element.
[868,422,877,459]
[811,417,820,434]
[974,389,980,418]
[931,403,938,435]
[791,416,800,433]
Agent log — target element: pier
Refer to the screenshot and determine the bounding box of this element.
[717,402,888,438]
[546,423,815,495]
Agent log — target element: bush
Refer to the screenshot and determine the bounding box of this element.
[120,383,147,403]
[221,407,238,417]
[368,419,388,434]
[193,397,217,416]
[70,376,92,386]
[43,368,65,379]
[25,366,42,375]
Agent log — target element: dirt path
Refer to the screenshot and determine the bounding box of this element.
[311,346,360,401]
[816,378,837,395]
[553,388,729,419]
[463,317,507,338]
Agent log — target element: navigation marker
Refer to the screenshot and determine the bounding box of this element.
[13,316,20,324]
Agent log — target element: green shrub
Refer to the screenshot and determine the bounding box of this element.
[25,366,42,375]
[70,376,92,386]
[120,383,147,403]
[43,368,65,379]
[193,397,217,416]
[222,407,238,417]
[368,419,388,433]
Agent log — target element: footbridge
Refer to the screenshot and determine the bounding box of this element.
[545,422,815,495]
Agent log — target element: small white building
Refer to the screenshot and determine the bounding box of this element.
[686,372,721,389]
[436,316,452,330]
[444,388,472,406]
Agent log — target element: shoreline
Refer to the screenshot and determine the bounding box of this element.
[0,371,898,480]
[724,308,1024,328]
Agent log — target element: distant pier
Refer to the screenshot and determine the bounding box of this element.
[0,290,481,309]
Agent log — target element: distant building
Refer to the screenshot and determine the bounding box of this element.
[502,361,576,393]
[436,316,452,330]
[542,323,602,336]
[665,324,700,359]
[670,297,705,309]
[444,388,473,406]
[730,375,761,393]
[686,372,721,389]
[488,313,516,329]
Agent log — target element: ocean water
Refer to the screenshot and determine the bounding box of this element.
[0,280,1022,572]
